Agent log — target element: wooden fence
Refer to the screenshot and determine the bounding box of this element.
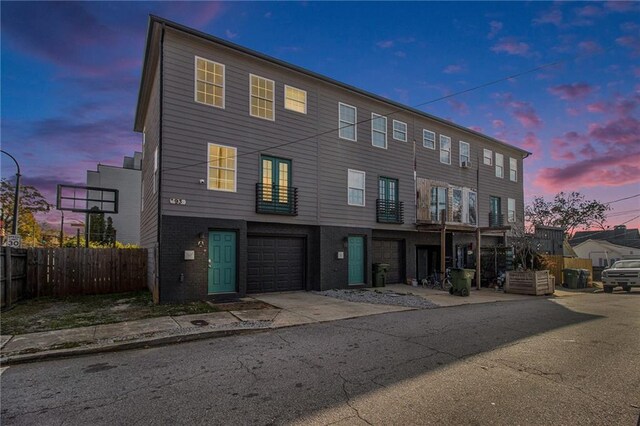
[1,247,147,309]
[541,255,593,287]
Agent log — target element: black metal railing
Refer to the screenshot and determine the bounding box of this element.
[256,183,298,216]
[489,212,504,227]
[376,199,404,224]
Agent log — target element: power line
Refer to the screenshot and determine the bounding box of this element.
[604,193,640,204]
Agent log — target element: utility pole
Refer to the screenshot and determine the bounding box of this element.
[1,150,21,235]
[59,211,64,247]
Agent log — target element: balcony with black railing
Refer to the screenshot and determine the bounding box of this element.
[489,212,504,228]
[256,183,298,216]
[376,199,404,224]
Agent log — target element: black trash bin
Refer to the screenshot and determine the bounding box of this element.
[373,263,390,287]
[577,269,591,289]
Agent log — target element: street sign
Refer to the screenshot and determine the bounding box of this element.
[6,234,21,248]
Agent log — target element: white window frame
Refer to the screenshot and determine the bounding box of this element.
[392,120,407,142]
[459,141,470,166]
[423,129,436,149]
[508,198,516,223]
[483,149,492,166]
[495,153,504,178]
[249,74,275,121]
[153,148,158,194]
[509,157,518,182]
[207,143,237,192]
[194,56,225,109]
[371,113,387,149]
[284,85,307,114]
[347,169,366,207]
[338,102,357,141]
[439,135,451,165]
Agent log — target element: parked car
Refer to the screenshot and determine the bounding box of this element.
[602,260,640,293]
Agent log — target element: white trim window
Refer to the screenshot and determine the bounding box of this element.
[508,198,516,223]
[153,148,158,194]
[430,186,448,221]
[347,169,366,206]
[207,143,237,192]
[195,56,225,108]
[459,141,470,166]
[338,103,357,141]
[284,85,307,114]
[371,113,387,149]
[250,74,275,120]
[423,129,436,149]
[393,120,407,142]
[495,153,504,178]
[440,135,451,164]
[509,157,518,182]
[483,149,492,166]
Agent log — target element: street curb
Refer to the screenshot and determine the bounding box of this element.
[0,327,265,366]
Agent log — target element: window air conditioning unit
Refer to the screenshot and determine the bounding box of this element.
[461,160,471,168]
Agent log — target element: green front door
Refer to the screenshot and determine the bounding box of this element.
[261,156,292,213]
[208,231,236,293]
[348,236,365,285]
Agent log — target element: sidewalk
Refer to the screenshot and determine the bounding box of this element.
[0,286,598,365]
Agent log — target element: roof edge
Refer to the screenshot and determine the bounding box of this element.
[137,15,531,156]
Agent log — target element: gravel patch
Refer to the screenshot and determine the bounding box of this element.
[315,289,439,309]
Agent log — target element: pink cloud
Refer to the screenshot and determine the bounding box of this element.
[447,98,469,115]
[589,116,640,146]
[566,107,580,116]
[487,20,503,39]
[377,40,394,49]
[548,83,594,100]
[620,22,640,32]
[509,101,542,128]
[469,126,483,133]
[491,38,531,56]
[616,35,640,55]
[443,64,465,74]
[533,9,563,26]
[575,5,604,17]
[492,119,505,129]
[605,1,639,13]
[587,102,607,113]
[521,132,541,156]
[578,40,604,55]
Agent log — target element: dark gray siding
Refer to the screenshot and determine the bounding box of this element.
[159,27,525,232]
[140,61,160,292]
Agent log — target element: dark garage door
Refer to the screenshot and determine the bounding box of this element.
[373,239,404,284]
[247,236,305,293]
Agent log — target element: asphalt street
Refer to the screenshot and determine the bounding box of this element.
[2,292,639,425]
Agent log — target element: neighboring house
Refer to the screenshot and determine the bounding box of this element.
[133,16,529,302]
[86,152,142,245]
[533,225,565,256]
[570,225,640,249]
[573,239,640,267]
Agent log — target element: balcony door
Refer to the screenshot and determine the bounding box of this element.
[378,177,398,222]
[261,156,291,212]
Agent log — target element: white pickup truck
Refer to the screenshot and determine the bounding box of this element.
[602,260,640,293]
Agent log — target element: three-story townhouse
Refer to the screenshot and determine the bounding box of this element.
[134,16,529,302]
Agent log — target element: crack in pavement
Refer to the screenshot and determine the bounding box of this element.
[337,372,372,425]
[236,355,259,381]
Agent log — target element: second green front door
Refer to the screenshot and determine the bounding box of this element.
[348,236,365,285]
[208,231,236,294]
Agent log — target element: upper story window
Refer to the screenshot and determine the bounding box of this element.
[195,57,225,108]
[495,153,504,178]
[440,135,451,164]
[339,103,357,141]
[250,74,274,120]
[393,120,407,142]
[509,157,518,182]
[508,198,516,223]
[348,169,366,206]
[483,149,492,165]
[284,85,307,114]
[459,141,470,166]
[430,187,448,221]
[452,189,463,222]
[423,130,436,149]
[208,143,237,192]
[371,113,387,149]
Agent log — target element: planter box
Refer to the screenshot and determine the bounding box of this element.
[505,270,554,296]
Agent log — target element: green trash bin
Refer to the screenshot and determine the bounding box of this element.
[372,263,389,287]
[449,268,472,296]
[563,269,579,289]
[578,269,590,289]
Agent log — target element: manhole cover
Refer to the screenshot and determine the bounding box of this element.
[190,320,209,326]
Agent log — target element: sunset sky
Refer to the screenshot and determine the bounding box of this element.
[1,1,639,231]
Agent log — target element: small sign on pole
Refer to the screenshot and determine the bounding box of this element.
[6,234,21,248]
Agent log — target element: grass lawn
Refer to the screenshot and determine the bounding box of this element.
[1,291,271,335]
